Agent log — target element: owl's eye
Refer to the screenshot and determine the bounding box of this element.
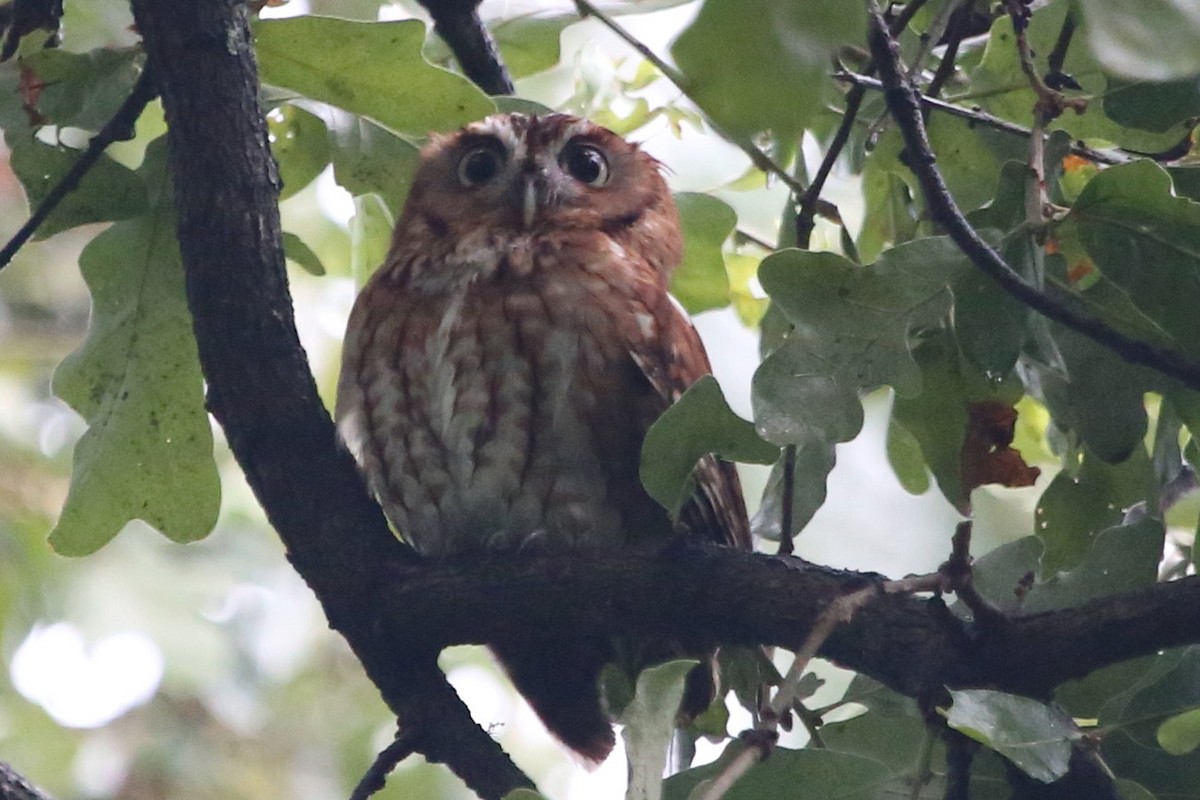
[560,144,610,187]
[457,146,504,186]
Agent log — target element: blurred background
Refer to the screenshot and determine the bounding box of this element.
[0,1,1046,797]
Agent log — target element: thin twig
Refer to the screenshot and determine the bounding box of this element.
[1046,10,1076,79]
[776,445,797,555]
[925,3,970,101]
[1024,112,1054,233]
[701,584,881,800]
[888,0,933,40]
[904,0,962,85]
[350,728,420,800]
[939,521,1006,627]
[0,62,158,271]
[700,569,948,800]
[906,728,937,800]
[1007,0,1075,232]
[866,8,1200,391]
[734,228,775,251]
[1005,0,1087,120]
[573,0,841,224]
[833,71,1126,165]
[796,81,866,247]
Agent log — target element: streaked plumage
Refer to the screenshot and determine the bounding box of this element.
[337,113,748,761]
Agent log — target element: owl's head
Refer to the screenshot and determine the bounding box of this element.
[396,113,677,247]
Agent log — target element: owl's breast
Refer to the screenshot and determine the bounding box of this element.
[342,241,662,555]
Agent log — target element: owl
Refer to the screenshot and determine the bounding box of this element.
[336,113,749,763]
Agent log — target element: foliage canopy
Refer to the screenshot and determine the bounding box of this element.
[2,1,1200,799]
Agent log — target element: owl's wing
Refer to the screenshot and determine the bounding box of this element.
[627,294,752,550]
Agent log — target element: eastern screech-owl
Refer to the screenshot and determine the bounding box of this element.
[336,113,749,762]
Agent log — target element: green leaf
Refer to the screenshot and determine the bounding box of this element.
[886,417,931,495]
[1157,707,1200,755]
[492,13,569,79]
[1077,0,1200,81]
[268,103,331,201]
[891,332,1023,511]
[970,8,1192,153]
[751,442,836,539]
[870,116,1023,216]
[726,252,767,327]
[717,647,781,719]
[1169,166,1200,202]
[1115,780,1157,800]
[18,47,143,131]
[1061,160,1200,363]
[952,230,1034,376]
[857,162,916,263]
[820,676,929,769]
[1097,648,1200,795]
[756,239,1009,512]
[9,136,148,238]
[758,236,964,407]
[671,192,734,313]
[620,660,696,800]
[1102,647,1200,730]
[1029,326,1152,464]
[944,689,1078,784]
[752,331,865,447]
[671,0,863,139]
[1024,517,1164,613]
[282,232,325,276]
[1034,448,1155,574]
[969,535,1044,613]
[664,745,891,800]
[349,193,395,286]
[1104,78,1200,134]
[641,376,778,517]
[50,138,220,555]
[255,17,493,137]
[328,116,422,218]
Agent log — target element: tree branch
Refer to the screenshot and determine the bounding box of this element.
[128,2,531,798]
[832,71,1126,166]
[415,0,514,96]
[865,8,1200,392]
[0,762,52,800]
[373,545,1200,700]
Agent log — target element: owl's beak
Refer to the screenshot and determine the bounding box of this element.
[522,177,538,229]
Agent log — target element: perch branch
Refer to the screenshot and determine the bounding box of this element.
[373,545,1200,713]
[866,7,1200,392]
[0,63,158,271]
